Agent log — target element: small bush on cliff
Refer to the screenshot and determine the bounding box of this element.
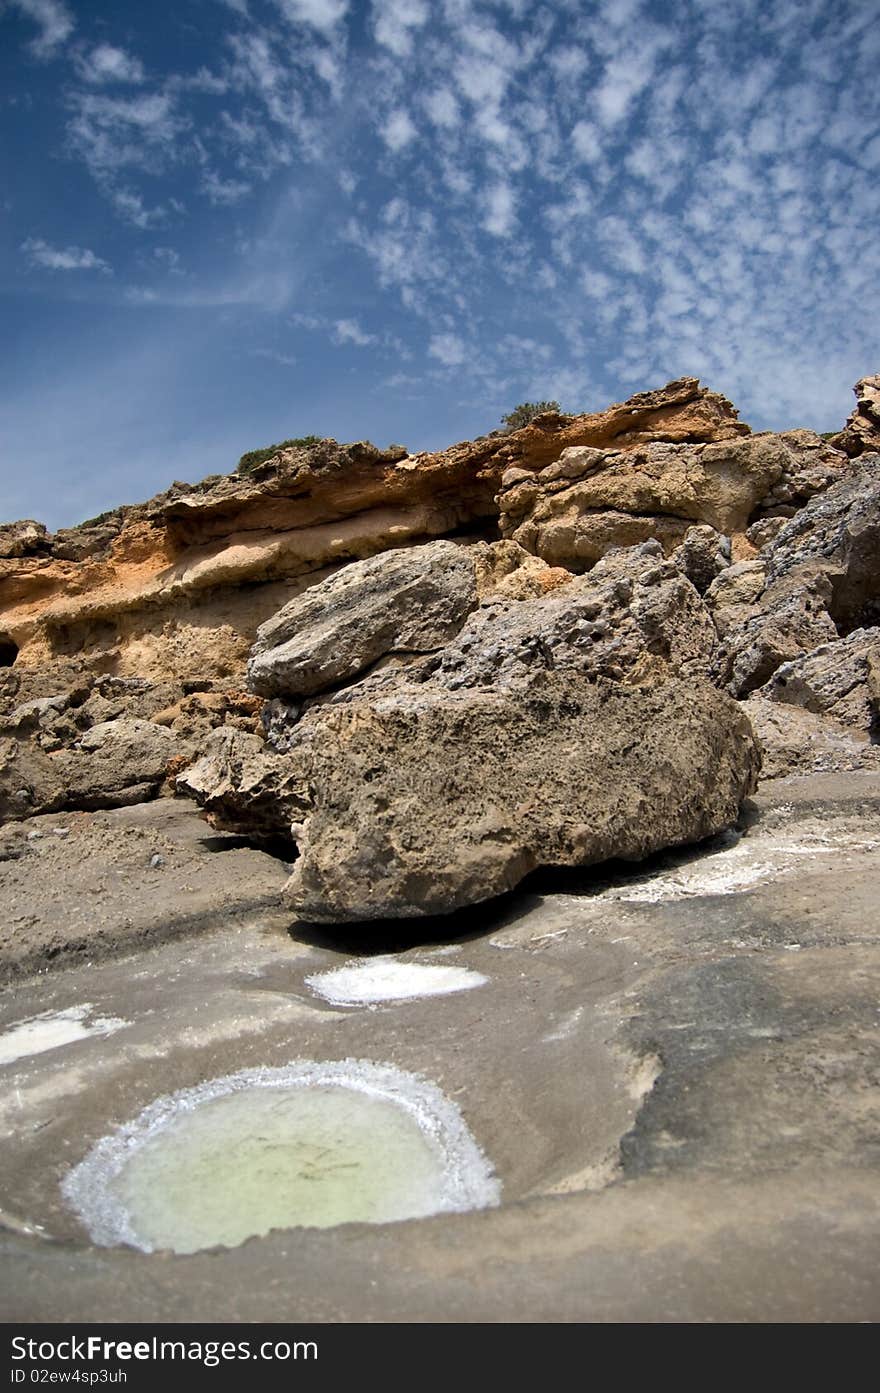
[500,401,561,432]
[237,436,322,474]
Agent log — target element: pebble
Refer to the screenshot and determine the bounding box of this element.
[27,830,43,841]
[150,853,165,869]
[53,828,70,838]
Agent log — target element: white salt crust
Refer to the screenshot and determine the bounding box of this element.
[62,1058,501,1251]
[305,956,488,1006]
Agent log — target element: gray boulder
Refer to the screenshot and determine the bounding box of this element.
[248,540,480,699]
[281,670,761,922]
[765,454,880,632]
[757,629,880,735]
[742,695,880,779]
[282,541,718,709]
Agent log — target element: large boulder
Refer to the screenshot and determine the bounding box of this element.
[179,534,758,922]
[279,671,760,922]
[247,540,480,699]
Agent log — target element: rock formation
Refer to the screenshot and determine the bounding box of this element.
[2,372,878,920]
[829,373,880,458]
[276,673,759,922]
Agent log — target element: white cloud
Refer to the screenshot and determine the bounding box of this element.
[424,87,460,129]
[274,0,349,34]
[248,347,297,367]
[381,107,417,151]
[428,333,466,366]
[571,120,602,163]
[201,169,251,204]
[110,188,177,228]
[67,91,184,176]
[333,318,376,346]
[153,246,183,273]
[9,0,73,59]
[483,182,516,237]
[373,0,429,57]
[21,238,111,273]
[75,43,145,85]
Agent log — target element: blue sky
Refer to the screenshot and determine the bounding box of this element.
[2,0,878,529]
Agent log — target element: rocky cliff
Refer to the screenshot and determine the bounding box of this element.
[2,373,878,904]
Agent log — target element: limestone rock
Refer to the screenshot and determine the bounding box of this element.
[671,525,731,594]
[280,671,761,922]
[765,454,880,632]
[0,378,744,689]
[286,542,718,708]
[745,517,788,551]
[177,727,308,839]
[742,696,880,779]
[497,433,847,573]
[0,521,50,561]
[56,718,184,811]
[248,541,480,699]
[714,456,880,696]
[757,629,880,735]
[0,737,65,821]
[716,573,839,697]
[829,374,880,459]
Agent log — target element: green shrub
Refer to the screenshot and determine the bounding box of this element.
[500,401,562,432]
[237,436,322,474]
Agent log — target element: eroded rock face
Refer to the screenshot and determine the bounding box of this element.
[409,542,718,691]
[757,630,880,735]
[180,534,758,920]
[764,454,880,632]
[0,377,745,686]
[278,672,760,922]
[716,456,880,697]
[177,728,308,840]
[0,668,262,821]
[830,375,880,459]
[497,432,849,573]
[741,696,880,779]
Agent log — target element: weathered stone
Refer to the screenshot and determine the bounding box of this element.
[716,573,839,697]
[742,695,880,779]
[248,541,480,699]
[745,516,788,550]
[765,454,880,632]
[705,560,767,614]
[177,727,308,839]
[714,456,880,696]
[0,737,65,821]
[280,670,760,922]
[53,718,185,811]
[497,433,846,573]
[757,629,880,734]
[0,521,50,561]
[672,525,731,594]
[829,374,880,458]
[301,542,718,703]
